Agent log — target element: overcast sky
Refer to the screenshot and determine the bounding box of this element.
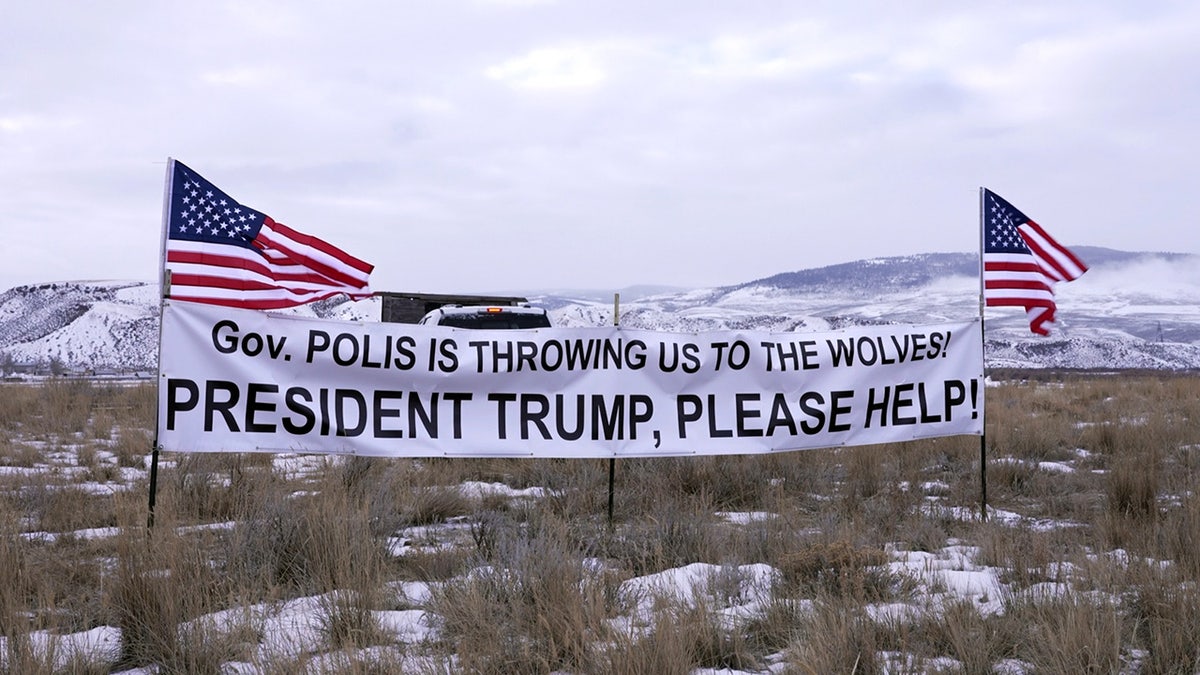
[2,1,1197,295]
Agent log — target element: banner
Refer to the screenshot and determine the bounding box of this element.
[157,301,984,457]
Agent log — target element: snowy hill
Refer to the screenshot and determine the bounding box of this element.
[0,283,379,375]
[0,281,159,372]
[539,248,1200,371]
[1,249,1198,373]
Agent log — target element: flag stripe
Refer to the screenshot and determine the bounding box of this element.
[1018,221,1088,282]
[986,294,1055,305]
[168,289,346,310]
[257,218,373,289]
[984,267,1054,283]
[1026,306,1055,336]
[265,220,374,277]
[167,242,361,290]
[169,270,343,296]
[985,280,1054,294]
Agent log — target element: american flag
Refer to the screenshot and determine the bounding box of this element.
[164,160,374,309]
[983,188,1088,336]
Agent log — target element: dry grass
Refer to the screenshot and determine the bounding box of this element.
[777,541,898,601]
[781,598,881,674]
[426,514,612,674]
[599,598,761,675]
[1,374,1200,671]
[880,598,1023,674]
[1010,592,1123,673]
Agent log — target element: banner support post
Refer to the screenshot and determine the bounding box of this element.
[148,273,169,529]
[147,447,161,529]
[608,292,620,528]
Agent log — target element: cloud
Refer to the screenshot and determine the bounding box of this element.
[486,44,612,90]
[0,114,80,134]
[689,21,872,80]
[200,67,279,87]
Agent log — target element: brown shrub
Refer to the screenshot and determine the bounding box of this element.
[777,540,895,601]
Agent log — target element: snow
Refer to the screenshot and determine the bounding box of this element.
[715,511,778,524]
[617,562,779,626]
[21,626,122,671]
[457,480,549,500]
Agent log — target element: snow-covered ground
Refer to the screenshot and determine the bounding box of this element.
[3,404,1189,674]
[6,489,1030,674]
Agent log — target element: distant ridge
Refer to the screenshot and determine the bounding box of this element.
[741,253,978,292]
[739,248,1189,293]
[2,248,1198,373]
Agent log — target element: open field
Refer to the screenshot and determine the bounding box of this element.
[2,374,1199,673]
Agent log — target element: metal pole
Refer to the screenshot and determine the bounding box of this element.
[147,447,160,529]
[608,292,620,526]
[978,187,988,522]
[980,433,987,522]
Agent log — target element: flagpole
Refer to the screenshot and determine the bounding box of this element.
[978,187,988,522]
[148,158,175,529]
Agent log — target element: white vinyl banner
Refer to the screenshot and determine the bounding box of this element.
[157,301,984,457]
